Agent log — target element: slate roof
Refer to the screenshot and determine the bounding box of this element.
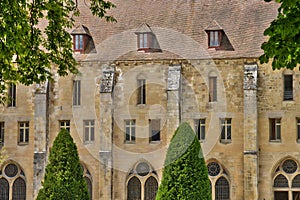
[73,0,279,61]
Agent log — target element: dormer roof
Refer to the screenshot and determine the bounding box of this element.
[71,25,91,36]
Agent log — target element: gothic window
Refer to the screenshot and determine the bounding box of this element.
[12,177,26,200]
[127,161,158,200]
[215,177,230,200]
[73,80,81,106]
[0,178,9,200]
[269,118,281,141]
[8,83,16,107]
[149,119,160,142]
[220,118,231,143]
[144,176,158,200]
[81,163,93,200]
[207,161,230,200]
[274,174,289,187]
[84,120,95,143]
[284,75,293,101]
[127,177,141,200]
[0,163,26,200]
[195,119,206,141]
[273,158,300,200]
[18,122,29,144]
[59,120,70,132]
[125,120,136,143]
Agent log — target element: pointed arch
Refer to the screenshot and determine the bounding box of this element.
[127,176,141,200]
[12,177,26,200]
[144,176,158,200]
[0,178,9,200]
[274,174,289,188]
[215,176,230,200]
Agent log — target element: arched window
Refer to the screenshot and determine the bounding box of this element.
[81,162,93,200]
[215,177,230,200]
[207,160,230,200]
[127,176,141,200]
[144,176,158,200]
[0,178,9,200]
[12,177,26,200]
[126,161,158,200]
[273,158,300,200]
[0,162,26,200]
[84,177,92,200]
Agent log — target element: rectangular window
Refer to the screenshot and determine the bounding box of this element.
[284,75,293,101]
[73,80,81,106]
[60,120,70,132]
[209,77,217,102]
[220,118,231,142]
[8,83,16,107]
[138,33,150,49]
[270,118,281,141]
[137,79,146,105]
[125,120,136,143]
[84,120,95,142]
[209,31,221,47]
[297,118,300,142]
[75,35,83,50]
[0,122,4,145]
[195,119,206,141]
[18,122,29,144]
[150,119,160,142]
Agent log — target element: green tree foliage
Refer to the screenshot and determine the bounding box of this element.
[37,129,89,200]
[260,0,300,70]
[0,0,115,104]
[156,122,211,200]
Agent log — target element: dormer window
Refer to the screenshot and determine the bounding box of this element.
[135,23,161,52]
[74,35,84,51]
[71,25,94,54]
[208,30,222,48]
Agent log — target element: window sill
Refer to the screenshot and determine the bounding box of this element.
[269,140,281,143]
[199,140,205,143]
[84,141,94,145]
[18,142,29,146]
[220,139,231,144]
[149,141,161,144]
[124,141,136,144]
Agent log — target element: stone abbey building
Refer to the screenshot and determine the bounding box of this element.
[0,0,299,200]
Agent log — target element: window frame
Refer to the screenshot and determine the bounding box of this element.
[297,118,300,142]
[269,118,281,142]
[208,30,222,48]
[73,80,81,106]
[59,120,70,132]
[0,122,4,145]
[137,33,153,50]
[209,76,217,102]
[18,121,29,145]
[73,34,87,53]
[195,119,206,141]
[137,79,146,105]
[84,120,95,143]
[220,118,231,143]
[125,120,136,143]
[8,83,16,107]
[149,119,161,143]
[283,74,293,101]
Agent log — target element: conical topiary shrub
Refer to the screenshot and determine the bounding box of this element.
[37,129,89,200]
[156,122,211,200]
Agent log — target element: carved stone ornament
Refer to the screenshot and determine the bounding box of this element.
[244,64,257,90]
[167,65,181,91]
[100,67,114,93]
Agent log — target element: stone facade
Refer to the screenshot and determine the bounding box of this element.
[2,1,299,200]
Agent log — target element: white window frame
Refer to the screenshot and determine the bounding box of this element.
[195,119,206,141]
[84,120,95,143]
[59,120,70,132]
[73,80,81,106]
[18,122,29,144]
[125,120,136,143]
[220,118,231,143]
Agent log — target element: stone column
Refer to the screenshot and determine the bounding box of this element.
[243,64,258,200]
[33,82,48,198]
[167,65,181,142]
[99,66,114,199]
